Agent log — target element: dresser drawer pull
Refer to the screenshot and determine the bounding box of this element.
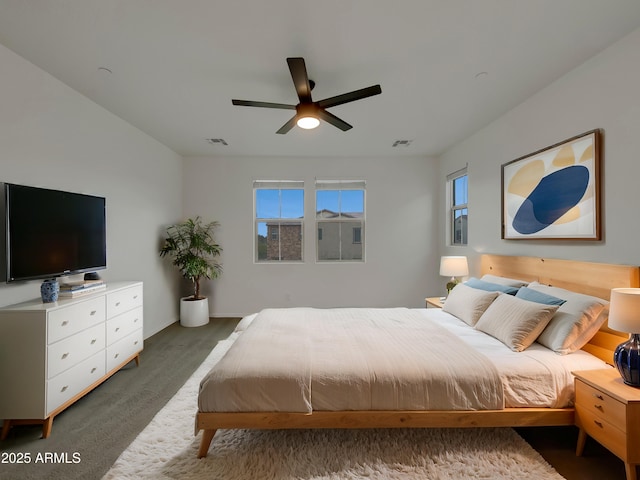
[61,320,69,327]
[115,327,120,332]
[134,340,139,345]
[594,404,603,411]
[133,295,138,300]
[61,353,69,360]
[90,339,97,345]
[91,367,97,374]
[593,393,604,401]
[114,353,119,359]
[90,310,97,316]
[593,420,604,428]
[60,385,68,393]
[134,318,139,323]
[115,302,121,307]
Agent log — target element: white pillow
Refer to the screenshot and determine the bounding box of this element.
[442,283,499,326]
[527,282,608,354]
[481,274,529,288]
[475,294,559,352]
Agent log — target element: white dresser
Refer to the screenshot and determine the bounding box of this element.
[0,281,143,439]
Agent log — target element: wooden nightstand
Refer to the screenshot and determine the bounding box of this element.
[425,297,445,308]
[573,369,640,480]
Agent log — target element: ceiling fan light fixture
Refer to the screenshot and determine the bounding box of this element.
[296,103,320,130]
[297,115,320,129]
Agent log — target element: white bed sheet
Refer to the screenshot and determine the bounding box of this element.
[417,308,610,408]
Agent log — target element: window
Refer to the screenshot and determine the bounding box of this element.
[316,180,365,261]
[448,168,468,245]
[254,181,304,262]
[353,227,362,244]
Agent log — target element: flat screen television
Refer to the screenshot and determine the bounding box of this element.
[1,183,106,282]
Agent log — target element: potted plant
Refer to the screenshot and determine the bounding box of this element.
[160,217,222,327]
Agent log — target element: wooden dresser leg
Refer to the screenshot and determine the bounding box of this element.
[624,463,637,480]
[41,416,54,439]
[576,428,587,456]
[134,354,140,367]
[197,429,217,459]
[1,419,12,440]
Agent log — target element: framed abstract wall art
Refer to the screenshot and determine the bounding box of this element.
[501,129,601,240]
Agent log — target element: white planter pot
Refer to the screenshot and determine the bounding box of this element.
[179,297,209,327]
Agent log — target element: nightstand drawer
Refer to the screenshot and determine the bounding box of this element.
[576,380,627,431]
[576,405,627,460]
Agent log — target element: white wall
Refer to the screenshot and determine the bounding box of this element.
[0,43,183,337]
[182,155,439,316]
[438,27,640,276]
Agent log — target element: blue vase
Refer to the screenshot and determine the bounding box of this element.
[614,334,640,387]
[41,279,60,303]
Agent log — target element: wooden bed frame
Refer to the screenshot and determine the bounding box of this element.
[195,254,639,458]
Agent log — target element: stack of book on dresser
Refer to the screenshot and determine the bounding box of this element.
[59,279,107,298]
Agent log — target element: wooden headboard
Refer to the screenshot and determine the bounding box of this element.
[480,254,640,364]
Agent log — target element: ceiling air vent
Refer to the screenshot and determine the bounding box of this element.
[392,140,412,147]
[206,138,228,146]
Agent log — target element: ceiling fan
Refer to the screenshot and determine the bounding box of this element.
[232,57,382,134]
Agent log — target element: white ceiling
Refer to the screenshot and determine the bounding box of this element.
[1,1,640,158]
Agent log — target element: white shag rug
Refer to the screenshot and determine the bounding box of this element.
[103,335,566,480]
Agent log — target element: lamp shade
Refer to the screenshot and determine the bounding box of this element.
[439,256,469,278]
[608,288,640,333]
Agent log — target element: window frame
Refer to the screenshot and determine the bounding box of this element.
[253,180,305,263]
[447,167,468,246]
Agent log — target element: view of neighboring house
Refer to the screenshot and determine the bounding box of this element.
[263,209,364,261]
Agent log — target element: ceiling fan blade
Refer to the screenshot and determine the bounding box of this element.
[232,99,296,110]
[287,57,312,104]
[316,109,353,131]
[276,116,298,134]
[317,85,382,109]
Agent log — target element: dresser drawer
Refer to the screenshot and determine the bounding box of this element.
[576,405,627,460]
[106,306,143,346]
[47,323,106,379]
[106,328,143,372]
[47,297,106,344]
[46,350,106,415]
[107,284,143,318]
[576,380,627,431]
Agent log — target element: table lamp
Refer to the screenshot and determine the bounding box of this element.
[440,256,469,294]
[608,288,640,387]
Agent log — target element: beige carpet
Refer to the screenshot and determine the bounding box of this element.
[103,334,566,480]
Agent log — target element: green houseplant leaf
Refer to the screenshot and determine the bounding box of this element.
[159,217,222,300]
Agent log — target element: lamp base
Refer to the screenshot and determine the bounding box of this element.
[613,333,640,387]
[446,277,460,294]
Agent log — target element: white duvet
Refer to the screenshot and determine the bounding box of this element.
[198,307,609,414]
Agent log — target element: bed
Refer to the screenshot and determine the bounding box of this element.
[195,254,639,458]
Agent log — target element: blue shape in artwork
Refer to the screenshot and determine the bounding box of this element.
[512,165,589,235]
